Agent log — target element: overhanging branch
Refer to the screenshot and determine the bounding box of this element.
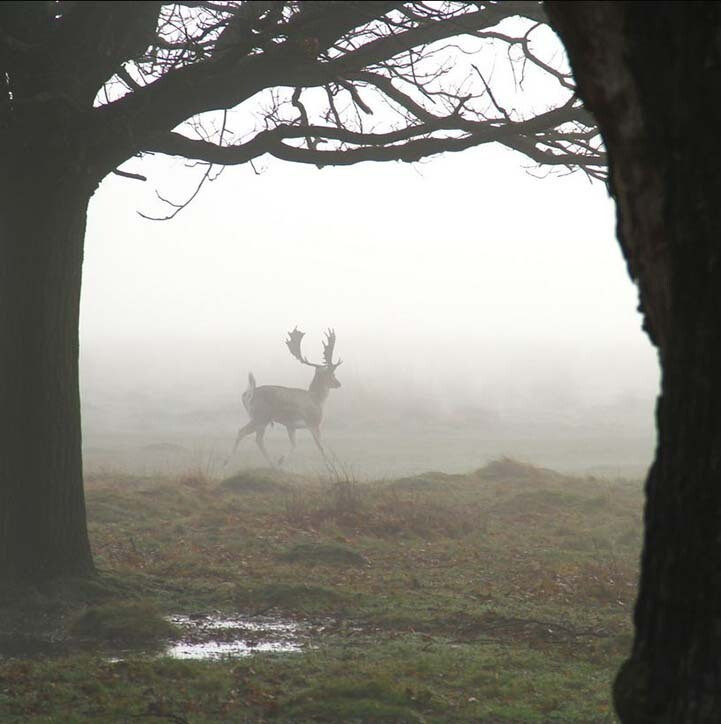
[145,112,605,172]
[82,3,606,199]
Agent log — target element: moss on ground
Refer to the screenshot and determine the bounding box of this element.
[67,601,178,647]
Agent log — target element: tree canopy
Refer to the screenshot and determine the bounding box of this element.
[2,1,604,208]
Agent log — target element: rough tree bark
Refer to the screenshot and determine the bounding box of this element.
[0,141,98,581]
[0,2,159,582]
[547,3,721,721]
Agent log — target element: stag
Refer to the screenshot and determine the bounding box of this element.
[226,328,342,467]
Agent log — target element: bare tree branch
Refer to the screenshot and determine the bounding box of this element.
[4,2,604,205]
[112,168,147,181]
[145,102,606,172]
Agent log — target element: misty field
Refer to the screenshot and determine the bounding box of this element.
[0,459,641,722]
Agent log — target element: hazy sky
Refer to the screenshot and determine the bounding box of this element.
[81,140,658,406]
[80,21,659,416]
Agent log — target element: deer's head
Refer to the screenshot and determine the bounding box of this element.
[286,327,343,390]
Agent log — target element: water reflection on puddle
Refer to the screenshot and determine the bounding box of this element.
[164,614,304,660]
[166,639,301,659]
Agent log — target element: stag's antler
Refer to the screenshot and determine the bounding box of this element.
[286,327,321,368]
[323,328,342,368]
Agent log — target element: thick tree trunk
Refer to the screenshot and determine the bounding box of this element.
[0,143,95,582]
[547,3,721,721]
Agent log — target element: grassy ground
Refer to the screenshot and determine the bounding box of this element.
[0,459,642,722]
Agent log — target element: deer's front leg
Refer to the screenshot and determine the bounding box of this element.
[279,427,296,467]
[309,425,328,464]
[255,425,275,468]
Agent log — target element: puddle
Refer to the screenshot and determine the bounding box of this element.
[166,638,301,659]
[163,613,305,660]
[0,613,309,662]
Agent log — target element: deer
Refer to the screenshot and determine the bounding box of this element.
[225,328,342,468]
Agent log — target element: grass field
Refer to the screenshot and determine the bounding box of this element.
[0,459,642,722]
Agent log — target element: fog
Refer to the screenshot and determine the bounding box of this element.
[78,136,658,480]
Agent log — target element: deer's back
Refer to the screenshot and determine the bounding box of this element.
[246,384,320,427]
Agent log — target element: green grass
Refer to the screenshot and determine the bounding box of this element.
[0,459,642,722]
[277,541,369,567]
[67,601,178,647]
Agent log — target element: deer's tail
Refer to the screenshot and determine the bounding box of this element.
[242,372,256,412]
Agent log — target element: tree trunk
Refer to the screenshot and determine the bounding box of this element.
[0,141,96,582]
[547,3,721,721]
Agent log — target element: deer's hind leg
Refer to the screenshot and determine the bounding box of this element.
[224,421,257,467]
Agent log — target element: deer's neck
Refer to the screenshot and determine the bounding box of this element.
[308,377,330,405]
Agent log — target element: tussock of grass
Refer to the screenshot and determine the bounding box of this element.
[284,481,483,539]
[476,456,565,482]
[220,468,292,493]
[177,470,210,489]
[284,679,425,723]
[386,472,459,492]
[68,601,178,647]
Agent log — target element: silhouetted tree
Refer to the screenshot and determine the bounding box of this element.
[0,2,603,582]
[548,2,721,721]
